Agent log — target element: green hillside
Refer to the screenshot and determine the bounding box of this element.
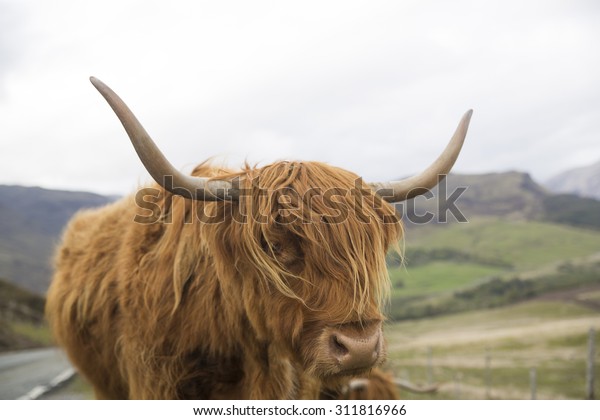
[543,194,600,229]
[387,218,600,320]
[390,262,502,297]
[404,218,600,270]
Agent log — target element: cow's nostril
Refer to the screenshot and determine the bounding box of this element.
[330,334,349,357]
[327,324,382,373]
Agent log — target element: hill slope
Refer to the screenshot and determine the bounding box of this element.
[388,217,600,320]
[0,277,48,352]
[0,185,114,293]
[405,219,600,270]
[400,171,600,230]
[401,171,548,224]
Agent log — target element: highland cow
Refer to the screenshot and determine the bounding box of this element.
[45,77,472,399]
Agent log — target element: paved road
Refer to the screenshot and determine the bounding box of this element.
[0,347,73,399]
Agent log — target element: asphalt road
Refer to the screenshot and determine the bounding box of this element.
[0,347,74,399]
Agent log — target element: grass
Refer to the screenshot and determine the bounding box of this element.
[405,218,600,271]
[385,218,600,320]
[389,262,502,298]
[385,301,600,399]
[8,322,53,346]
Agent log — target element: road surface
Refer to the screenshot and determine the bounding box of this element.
[0,347,74,399]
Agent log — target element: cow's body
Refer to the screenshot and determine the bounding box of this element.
[47,163,401,399]
[45,78,471,399]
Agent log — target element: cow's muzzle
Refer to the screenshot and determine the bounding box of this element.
[326,321,383,374]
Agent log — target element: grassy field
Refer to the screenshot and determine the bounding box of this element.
[385,300,600,399]
[385,219,600,399]
[8,322,53,346]
[405,218,600,271]
[386,219,600,318]
[389,262,502,298]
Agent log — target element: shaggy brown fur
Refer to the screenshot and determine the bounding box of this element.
[321,369,401,400]
[46,161,402,399]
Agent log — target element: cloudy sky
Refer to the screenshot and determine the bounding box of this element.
[1,0,598,195]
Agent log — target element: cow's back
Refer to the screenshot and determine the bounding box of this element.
[46,198,134,399]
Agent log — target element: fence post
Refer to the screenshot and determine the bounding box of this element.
[485,348,492,399]
[588,328,596,400]
[454,372,462,400]
[427,347,433,386]
[530,368,537,400]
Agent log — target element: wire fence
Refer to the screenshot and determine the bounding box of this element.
[393,327,597,400]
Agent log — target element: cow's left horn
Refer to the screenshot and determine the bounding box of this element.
[369,110,472,202]
[90,77,239,201]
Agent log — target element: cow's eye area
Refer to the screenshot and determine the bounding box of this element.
[260,235,304,272]
[261,238,281,255]
[271,242,283,254]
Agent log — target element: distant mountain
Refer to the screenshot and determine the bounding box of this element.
[544,160,600,200]
[400,171,600,229]
[442,171,548,219]
[0,185,114,293]
[401,171,548,225]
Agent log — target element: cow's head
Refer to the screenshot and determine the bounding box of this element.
[197,160,402,384]
[90,77,471,385]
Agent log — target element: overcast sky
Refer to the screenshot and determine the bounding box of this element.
[1,0,599,195]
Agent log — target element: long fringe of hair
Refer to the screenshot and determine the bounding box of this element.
[162,160,404,321]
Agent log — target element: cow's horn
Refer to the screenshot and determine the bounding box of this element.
[90,77,238,201]
[369,110,473,202]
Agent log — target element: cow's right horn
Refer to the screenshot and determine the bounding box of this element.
[90,77,239,201]
[369,109,472,202]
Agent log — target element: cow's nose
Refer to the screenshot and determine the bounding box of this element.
[329,323,382,372]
